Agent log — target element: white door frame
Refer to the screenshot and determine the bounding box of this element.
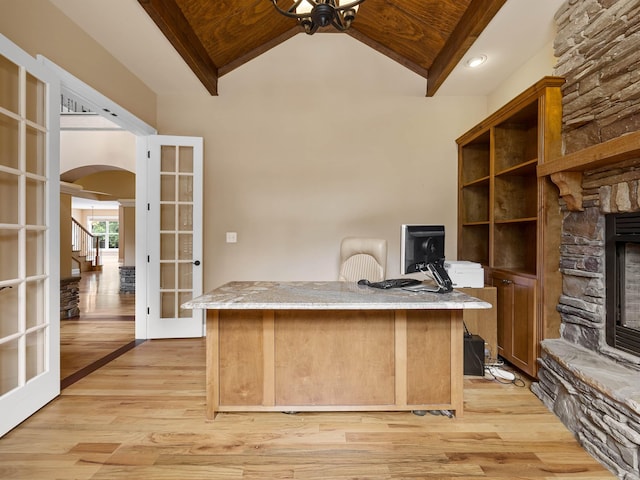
[37,57,157,340]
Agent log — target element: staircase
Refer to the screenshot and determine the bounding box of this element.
[72,218,101,273]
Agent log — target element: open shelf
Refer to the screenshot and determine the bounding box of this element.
[456,77,565,378]
[495,158,537,177]
[460,131,490,184]
[493,220,537,275]
[494,173,537,222]
[459,224,489,266]
[493,101,539,173]
[461,180,490,223]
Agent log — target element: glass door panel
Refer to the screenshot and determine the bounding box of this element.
[0,172,19,223]
[160,145,194,325]
[25,125,46,175]
[147,136,203,339]
[0,341,19,395]
[25,231,45,277]
[0,54,19,113]
[25,280,45,329]
[0,230,19,280]
[25,73,45,124]
[26,178,46,225]
[25,329,46,381]
[0,113,19,169]
[0,287,18,337]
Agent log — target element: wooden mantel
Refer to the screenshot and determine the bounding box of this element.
[537,130,640,211]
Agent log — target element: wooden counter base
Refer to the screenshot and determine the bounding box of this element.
[206,308,464,419]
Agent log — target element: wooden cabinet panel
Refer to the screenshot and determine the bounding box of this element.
[406,310,452,405]
[274,310,396,406]
[219,310,265,406]
[492,271,536,375]
[511,278,535,369]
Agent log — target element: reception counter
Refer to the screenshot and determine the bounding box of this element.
[183,281,490,419]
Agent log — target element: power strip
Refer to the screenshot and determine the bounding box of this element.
[487,366,515,381]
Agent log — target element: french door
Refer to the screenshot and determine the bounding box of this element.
[144,136,204,338]
[0,34,60,436]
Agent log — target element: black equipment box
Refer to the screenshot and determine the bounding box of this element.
[464,334,485,376]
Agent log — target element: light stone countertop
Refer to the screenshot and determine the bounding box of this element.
[182,281,491,311]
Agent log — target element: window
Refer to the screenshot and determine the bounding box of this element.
[89,218,119,250]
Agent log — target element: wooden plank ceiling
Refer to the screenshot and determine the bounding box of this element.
[138,0,507,96]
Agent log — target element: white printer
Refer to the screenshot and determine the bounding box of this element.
[444,261,484,288]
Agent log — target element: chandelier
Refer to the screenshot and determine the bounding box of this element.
[270,0,366,35]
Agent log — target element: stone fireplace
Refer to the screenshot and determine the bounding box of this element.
[531,1,640,479]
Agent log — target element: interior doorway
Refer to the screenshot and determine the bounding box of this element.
[59,113,139,387]
[39,55,157,387]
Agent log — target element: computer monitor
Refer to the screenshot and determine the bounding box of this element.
[401,224,452,292]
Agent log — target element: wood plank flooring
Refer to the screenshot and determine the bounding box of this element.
[60,253,135,385]
[0,338,615,479]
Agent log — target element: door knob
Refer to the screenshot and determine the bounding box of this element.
[193,260,201,266]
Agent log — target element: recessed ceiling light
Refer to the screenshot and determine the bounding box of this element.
[466,55,487,68]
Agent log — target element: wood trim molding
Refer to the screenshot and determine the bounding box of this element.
[426,0,507,97]
[347,30,429,80]
[137,0,219,95]
[538,130,640,211]
[550,171,583,212]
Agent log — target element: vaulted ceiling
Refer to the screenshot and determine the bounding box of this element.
[137,0,507,97]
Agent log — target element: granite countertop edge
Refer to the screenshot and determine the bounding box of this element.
[182,281,491,311]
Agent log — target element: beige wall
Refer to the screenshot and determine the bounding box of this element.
[488,40,558,114]
[0,0,156,127]
[73,171,135,200]
[59,194,72,278]
[155,35,489,289]
[159,93,487,289]
[60,130,136,176]
[119,205,135,267]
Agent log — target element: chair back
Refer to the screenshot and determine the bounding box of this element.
[338,237,387,282]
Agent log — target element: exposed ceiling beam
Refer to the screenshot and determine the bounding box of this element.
[138,0,219,95]
[426,0,507,97]
[347,29,429,80]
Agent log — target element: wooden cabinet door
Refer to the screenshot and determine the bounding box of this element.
[493,271,536,375]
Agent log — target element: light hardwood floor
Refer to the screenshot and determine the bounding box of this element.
[60,254,135,384]
[1,337,615,479]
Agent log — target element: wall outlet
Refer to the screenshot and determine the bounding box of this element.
[226,232,237,243]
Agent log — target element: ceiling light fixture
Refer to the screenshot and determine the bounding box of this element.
[465,55,487,68]
[270,0,366,35]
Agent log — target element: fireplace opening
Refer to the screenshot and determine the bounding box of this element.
[606,212,640,357]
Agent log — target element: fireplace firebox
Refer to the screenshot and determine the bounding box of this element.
[606,211,640,357]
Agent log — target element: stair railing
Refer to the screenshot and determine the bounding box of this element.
[71,218,100,267]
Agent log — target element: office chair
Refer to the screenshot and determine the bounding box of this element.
[338,237,387,282]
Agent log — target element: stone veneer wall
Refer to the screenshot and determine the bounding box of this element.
[60,277,80,319]
[119,266,135,294]
[531,1,640,479]
[554,0,640,154]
